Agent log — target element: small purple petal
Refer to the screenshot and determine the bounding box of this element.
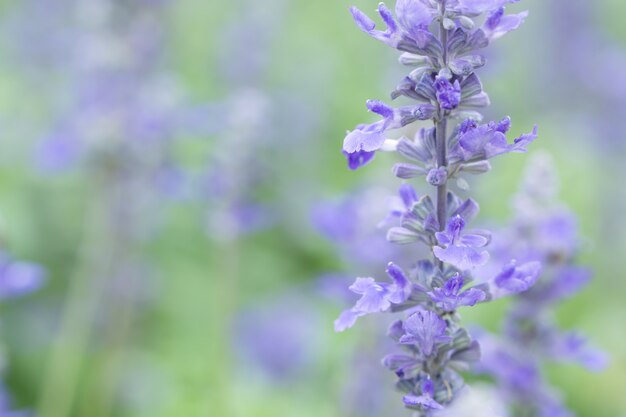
[492,261,541,297]
[399,183,419,209]
[396,0,433,38]
[349,277,377,294]
[403,394,444,410]
[459,233,489,247]
[343,123,387,153]
[366,99,394,118]
[484,10,528,40]
[349,6,376,32]
[334,309,362,332]
[433,244,490,270]
[356,288,395,316]
[343,149,376,170]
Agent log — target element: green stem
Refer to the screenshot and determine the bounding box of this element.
[37,171,115,417]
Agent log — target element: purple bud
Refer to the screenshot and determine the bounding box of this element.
[434,77,462,110]
[426,167,448,186]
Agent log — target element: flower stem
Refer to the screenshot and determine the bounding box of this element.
[37,170,114,417]
[436,116,448,232]
[436,6,449,234]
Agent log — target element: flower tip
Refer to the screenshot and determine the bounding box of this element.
[334,309,359,332]
[349,6,376,32]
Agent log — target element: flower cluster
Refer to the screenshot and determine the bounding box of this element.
[24,0,193,202]
[335,0,539,414]
[477,153,606,416]
[203,0,320,241]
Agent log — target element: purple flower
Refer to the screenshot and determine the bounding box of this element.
[403,375,443,410]
[335,262,412,332]
[346,276,392,314]
[481,345,540,392]
[382,183,421,227]
[451,118,538,162]
[483,7,528,40]
[350,4,401,49]
[234,296,322,379]
[550,332,608,372]
[399,310,451,356]
[398,183,419,211]
[382,353,420,378]
[434,77,461,110]
[426,167,447,186]
[428,274,486,311]
[395,0,434,40]
[433,215,490,270]
[528,210,580,256]
[0,383,31,417]
[490,260,541,297]
[531,266,591,304]
[0,257,46,299]
[350,2,437,50]
[35,131,82,172]
[343,100,435,154]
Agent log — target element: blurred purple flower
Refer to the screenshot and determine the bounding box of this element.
[428,274,485,312]
[490,260,541,297]
[0,255,46,300]
[234,295,322,380]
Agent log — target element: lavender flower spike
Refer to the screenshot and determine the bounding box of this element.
[477,153,607,416]
[335,0,539,413]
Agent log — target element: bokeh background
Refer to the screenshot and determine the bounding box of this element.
[0,0,623,416]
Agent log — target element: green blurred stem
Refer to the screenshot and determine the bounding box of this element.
[76,173,142,417]
[37,170,117,417]
[436,8,450,261]
[436,115,448,233]
[206,215,240,417]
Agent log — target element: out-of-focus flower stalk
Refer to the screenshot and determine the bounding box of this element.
[34,1,181,416]
[477,153,606,417]
[38,169,124,417]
